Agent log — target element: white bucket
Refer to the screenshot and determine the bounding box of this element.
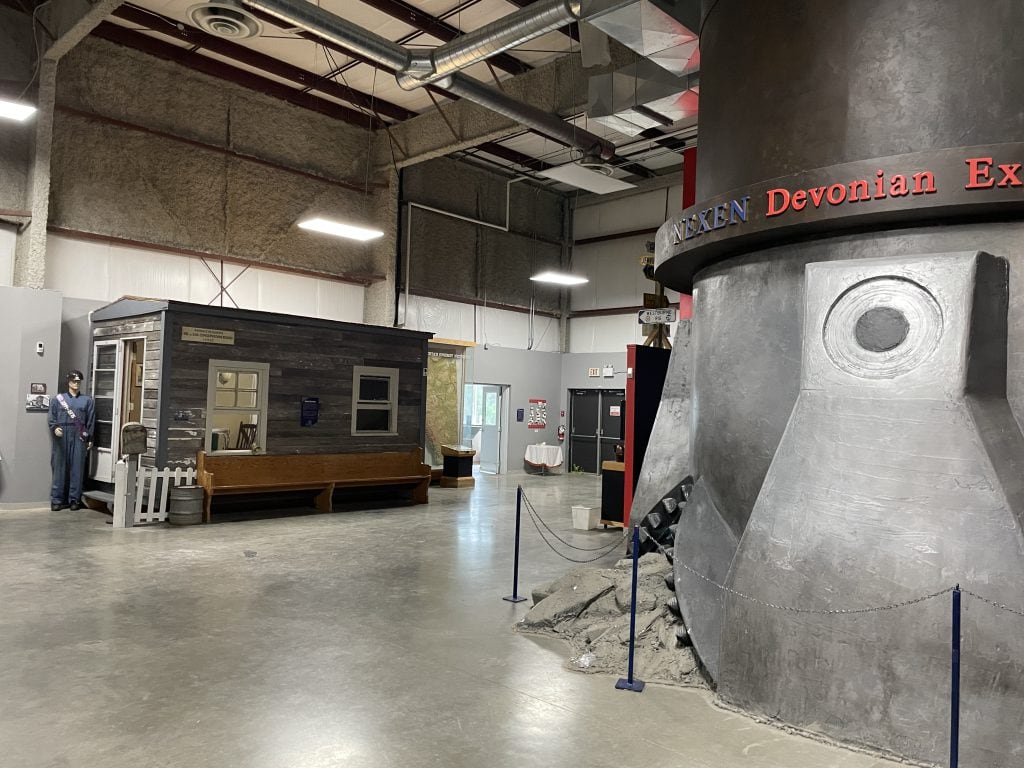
[571,505,599,530]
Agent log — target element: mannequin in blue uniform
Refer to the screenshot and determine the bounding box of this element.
[48,370,95,511]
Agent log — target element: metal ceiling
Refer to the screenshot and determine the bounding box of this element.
[98,0,698,189]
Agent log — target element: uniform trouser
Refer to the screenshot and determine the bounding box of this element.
[51,435,87,504]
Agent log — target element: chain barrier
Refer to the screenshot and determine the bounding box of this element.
[651,539,956,615]
[961,588,1024,619]
[518,489,1024,617]
[521,491,624,552]
[520,488,629,564]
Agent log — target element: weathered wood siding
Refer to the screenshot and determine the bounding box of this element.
[163,311,427,468]
[91,313,163,468]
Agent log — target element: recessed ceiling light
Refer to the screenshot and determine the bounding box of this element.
[298,217,383,241]
[530,271,589,286]
[0,99,37,122]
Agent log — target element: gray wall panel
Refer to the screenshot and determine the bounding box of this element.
[0,288,63,504]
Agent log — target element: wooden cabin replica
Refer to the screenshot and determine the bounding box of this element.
[88,298,433,520]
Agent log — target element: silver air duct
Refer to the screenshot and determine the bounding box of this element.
[589,61,699,136]
[241,0,616,160]
[586,0,700,76]
[398,0,582,90]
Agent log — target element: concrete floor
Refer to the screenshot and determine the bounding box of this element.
[0,471,904,768]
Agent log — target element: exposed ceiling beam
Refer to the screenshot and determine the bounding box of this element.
[503,0,579,42]
[0,0,29,14]
[92,22,383,129]
[476,141,553,171]
[356,0,531,77]
[242,5,461,107]
[94,18,557,177]
[111,5,416,123]
[40,0,124,60]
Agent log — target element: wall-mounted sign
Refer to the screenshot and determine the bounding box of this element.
[587,367,600,377]
[638,308,677,325]
[609,405,621,417]
[182,326,235,345]
[656,142,1024,292]
[516,408,525,422]
[300,397,320,427]
[30,383,46,394]
[603,365,615,378]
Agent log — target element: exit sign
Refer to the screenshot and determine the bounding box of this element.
[587,367,600,377]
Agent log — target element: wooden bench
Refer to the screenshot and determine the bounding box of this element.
[196,449,431,523]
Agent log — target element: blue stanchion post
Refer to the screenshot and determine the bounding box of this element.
[615,524,645,693]
[503,485,527,603]
[950,584,961,768]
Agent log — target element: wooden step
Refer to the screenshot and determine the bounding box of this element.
[83,490,114,514]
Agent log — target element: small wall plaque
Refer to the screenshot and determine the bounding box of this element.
[300,397,320,427]
[182,326,235,345]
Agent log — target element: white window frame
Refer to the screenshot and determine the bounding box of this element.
[351,365,399,436]
[205,360,270,454]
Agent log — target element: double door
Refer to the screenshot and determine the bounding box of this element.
[568,389,624,474]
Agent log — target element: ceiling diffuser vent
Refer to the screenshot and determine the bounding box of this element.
[187,1,262,39]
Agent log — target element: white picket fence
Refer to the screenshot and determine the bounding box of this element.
[112,458,196,528]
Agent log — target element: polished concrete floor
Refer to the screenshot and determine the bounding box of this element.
[0,471,902,768]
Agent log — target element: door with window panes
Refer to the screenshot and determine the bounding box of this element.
[90,341,122,481]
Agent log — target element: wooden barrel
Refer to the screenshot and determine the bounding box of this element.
[168,485,204,526]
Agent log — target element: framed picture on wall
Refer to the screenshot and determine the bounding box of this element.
[30,383,46,395]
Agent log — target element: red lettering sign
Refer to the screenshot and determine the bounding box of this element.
[965,157,995,189]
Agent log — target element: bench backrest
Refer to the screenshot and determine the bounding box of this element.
[197,449,428,486]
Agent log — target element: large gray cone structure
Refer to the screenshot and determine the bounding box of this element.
[629,326,693,520]
[714,253,1024,765]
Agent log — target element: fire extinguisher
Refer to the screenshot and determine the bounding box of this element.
[557,425,566,442]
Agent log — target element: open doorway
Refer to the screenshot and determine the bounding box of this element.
[462,383,508,474]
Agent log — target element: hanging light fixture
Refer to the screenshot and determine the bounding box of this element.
[530,271,589,286]
[0,99,36,122]
[297,217,384,241]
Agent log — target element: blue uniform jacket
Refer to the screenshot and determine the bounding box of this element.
[48,391,96,443]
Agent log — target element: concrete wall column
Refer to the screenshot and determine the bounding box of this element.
[13,58,56,288]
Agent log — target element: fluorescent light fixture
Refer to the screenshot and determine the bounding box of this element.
[0,99,37,122]
[298,217,383,241]
[538,162,637,195]
[530,271,589,286]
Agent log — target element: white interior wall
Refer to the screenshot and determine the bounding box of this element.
[44,233,365,323]
[569,314,682,353]
[400,294,559,352]
[569,180,685,354]
[0,223,16,286]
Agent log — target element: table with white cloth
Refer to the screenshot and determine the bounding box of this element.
[524,443,563,473]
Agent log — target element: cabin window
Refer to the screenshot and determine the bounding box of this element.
[352,366,399,436]
[205,360,270,453]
